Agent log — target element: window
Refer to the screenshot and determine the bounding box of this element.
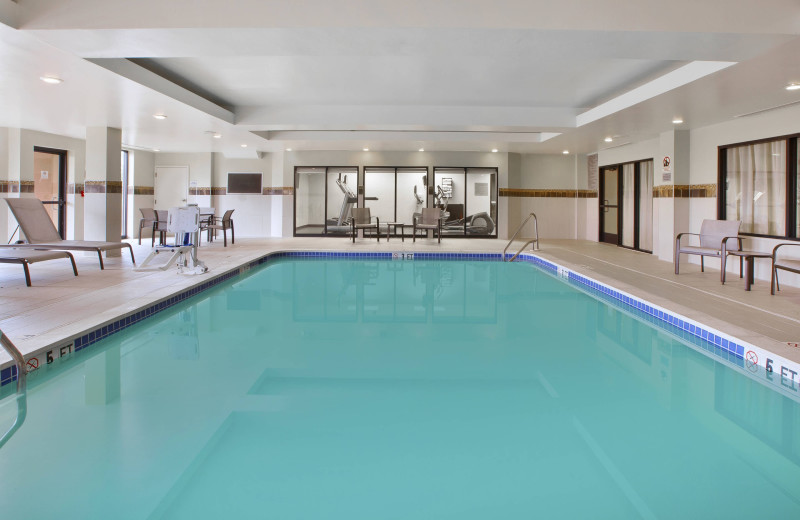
[719,136,797,239]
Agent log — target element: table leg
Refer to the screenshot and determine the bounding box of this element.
[745,256,754,291]
[400,224,404,242]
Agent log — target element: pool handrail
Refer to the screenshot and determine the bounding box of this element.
[0,329,27,450]
[504,213,539,261]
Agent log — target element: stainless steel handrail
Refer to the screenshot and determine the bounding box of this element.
[503,212,539,261]
[0,330,27,449]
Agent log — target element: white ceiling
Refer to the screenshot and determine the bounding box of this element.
[2,0,800,156]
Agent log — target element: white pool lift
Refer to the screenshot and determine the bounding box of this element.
[135,206,208,274]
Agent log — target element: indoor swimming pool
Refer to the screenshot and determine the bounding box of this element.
[1,256,799,519]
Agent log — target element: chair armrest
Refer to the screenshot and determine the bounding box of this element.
[675,232,700,246]
[721,235,742,251]
[773,242,800,259]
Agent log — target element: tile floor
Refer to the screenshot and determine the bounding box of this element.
[1,236,799,368]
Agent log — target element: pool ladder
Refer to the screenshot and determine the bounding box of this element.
[0,329,27,450]
[504,212,539,262]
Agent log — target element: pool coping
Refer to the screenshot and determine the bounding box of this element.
[2,250,799,398]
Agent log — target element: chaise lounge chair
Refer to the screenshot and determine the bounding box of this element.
[674,219,741,282]
[0,248,78,286]
[4,198,135,269]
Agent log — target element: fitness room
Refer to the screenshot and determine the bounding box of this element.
[293,165,498,239]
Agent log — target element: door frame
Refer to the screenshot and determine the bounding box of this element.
[599,165,621,245]
[33,146,67,239]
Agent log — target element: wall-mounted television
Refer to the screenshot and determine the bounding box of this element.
[227,173,262,194]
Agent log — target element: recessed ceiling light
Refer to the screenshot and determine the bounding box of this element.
[491,149,498,153]
[786,83,800,91]
[39,76,63,84]
[241,144,247,148]
[604,137,613,142]
[562,150,569,154]
[153,114,167,120]
[153,148,160,152]
[286,148,292,152]
[213,133,221,139]
[363,148,370,152]
[418,148,425,152]
[672,118,684,124]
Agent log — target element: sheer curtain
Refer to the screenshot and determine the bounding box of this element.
[726,140,785,235]
[621,163,635,247]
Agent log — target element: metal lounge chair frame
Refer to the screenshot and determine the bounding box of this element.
[413,207,442,243]
[0,248,78,286]
[4,198,135,269]
[674,219,742,283]
[771,243,800,295]
[350,207,380,242]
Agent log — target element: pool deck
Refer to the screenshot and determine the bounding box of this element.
[1,237,799,368]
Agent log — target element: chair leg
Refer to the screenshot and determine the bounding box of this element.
[96,250,105,270]
[125,244,136,265]
[700,256,704,272]
[739,257,743,278]
[771,265,777,295]
[67,253,78,276]
[721,254,727,284]
[22,261,31,287]
[230,222,234,244]
[138,222,143,245]
[222,229,227,247]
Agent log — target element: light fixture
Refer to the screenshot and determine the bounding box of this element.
[604,137,613,142]
[672,118,683,124]
[786,83,800,91]
[363,147,370,152]
[562,150,569,154]
[213,133,221,139]
[153,148,160,152]
[39,76,63,84]
[153,114,167,120]
[491,149,498,153]
[241,144,247,148]
[418,148,425,152]
[286,148,292,152]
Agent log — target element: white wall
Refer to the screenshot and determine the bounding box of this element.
[211,152,274,238]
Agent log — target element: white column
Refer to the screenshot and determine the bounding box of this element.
[85,127,122,254]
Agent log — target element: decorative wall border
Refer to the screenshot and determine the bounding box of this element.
[500,188,597,198]
[653,184,717,198]
[0,181,34,193]
[3,250,798,401]
[84,180,123,194]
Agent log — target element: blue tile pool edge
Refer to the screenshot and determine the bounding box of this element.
[512,252,800,398]
[2,249,798,395]
[0,250,501,386]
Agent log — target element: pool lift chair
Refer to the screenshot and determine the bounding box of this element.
[135,206,208,274]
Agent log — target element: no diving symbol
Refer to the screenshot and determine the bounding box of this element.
[26,357,39,371]
[745,351,758,372]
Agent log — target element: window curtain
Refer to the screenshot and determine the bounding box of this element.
[621,163,635,247]
[726,140,785,235]
[638,160,653,251]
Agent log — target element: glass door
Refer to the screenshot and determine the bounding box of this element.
[599,166,619,245]
[396,167,427,239]
[638,160,654,252]
[325,167,358,236]
[465,168,497,236]
[33,147,67,238]
[434,168,466,236]
[294,167,326,235]
[364,167,396,236]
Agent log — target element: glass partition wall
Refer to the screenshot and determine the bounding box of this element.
[295,166,358,236]
[295,165,497,238]
[433,167,497,237]
[364,167,428,239]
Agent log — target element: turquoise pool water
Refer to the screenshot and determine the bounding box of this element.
[1,258,799,519]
